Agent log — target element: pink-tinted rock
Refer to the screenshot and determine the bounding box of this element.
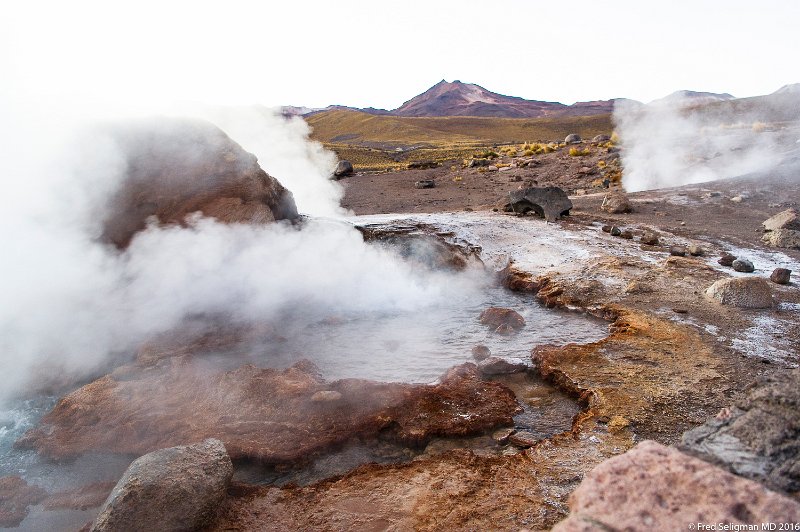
[0,476,46,528]
[553,440,800,531]
[478,307,525,332]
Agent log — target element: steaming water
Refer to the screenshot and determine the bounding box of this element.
[259,284,607,383]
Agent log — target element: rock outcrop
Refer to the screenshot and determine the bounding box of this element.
[705,277,773,308]
[553,441,800,530]
[681,368,800,494]
[91,439,232,532]
[333,160,354,178]
[100,118,298,248]
[503,186,573,222]
[600,192,632,214]
[564,133,581,144]
[17,361,519,464]
[0,476,46,528]
[761,208,800,248]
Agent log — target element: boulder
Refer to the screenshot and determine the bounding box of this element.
[640,232,659,246]
[503,186,573,222]
[762,228,800,249]
[718,252,736,267]
[478,307,526,331]
[414,179,435,189]
[669,246,686,257]
[333,160,354,178]
[762,208,800,231]
[600,193,632,214]
[619,230,633,240]
[705,277,773,308]
[592,134,611,143]
[732,258,755,273]
[91,439,232,532]
[99,118,298,249]
[471,345,491,361]
[564,134,581,144]
[687,244,704,256]
[770,268,792,284]
[477,357,527,377]
[467,158,491,168]
[0,476,46,528]
[682,368,800,493]
[609,226,621,236]
[552,441,800,531]
[507,431,538,448]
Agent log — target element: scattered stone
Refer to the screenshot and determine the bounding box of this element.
[333,160,354,178]
[718,253,736,267]
[705,277,773,309]
[564,134,581,144]
[672,308,688,314]
[310,390,343,403]
[91,439,233,532]
[471,345,491,361]
[463,207,473,212]
[762,208,800,231]
[477,357,527,377]
[687,244,704,256]
[730,195,744,203]
[487,165,499,172]
[762,229,800,249]
[669,246,686,257]
[503,186,573,222]
[601,225,612,233]
[600,193,632,214]
[467,158,491,168]
[770,268,792,285]
[575,188,586,195]
[478,307,526,331]
[0,476,47,528]
[702,191,722,198]
[508,431,538,448]
[407,160,439,170]
[414,179,435,189]
[610,226,621,236]
[732,258,755,273]
[681,368,800,494]
[491,427,515,445]
[619,230,633,240]
[592,134,611,143]
[640,232,659,246]
[552,441,800,531]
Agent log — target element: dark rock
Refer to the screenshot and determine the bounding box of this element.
[0,476,47,528]
[732,258,755,273]
[414,179,436,189]
[564,134,581,144]
[601,225,612,233]
[478,307,526,331]
[508,431,538,448]
[705,277,773,308]
[91,439,232,532]
[718,253,736,267]
[610,226,622,236]
[407,160,440,170]
[681,368,800,494]
[503,187,573,222]
[477,357,527,377]
[640,232,659,246]
[620,230,633,240]
[471,345,491,361]
[669,246,687,257]
[333,160,354,178]
[770,268,792,284]
[601,193,632,214]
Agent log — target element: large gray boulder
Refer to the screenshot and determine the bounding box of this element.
[91,438,233,532]
[503,186,573,222]
[333,160,354,178]
[705,277,773,308]
[564,133,581,144]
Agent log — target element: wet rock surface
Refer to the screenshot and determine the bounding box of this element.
[17,361,520,464]
[681,368,800,494]
[553,441,800,531]
[477,357,527,376]
[478,307,526,331]
[91,438,233,532]
[503,186,572,222]
[100,118,298,248]
[0,476,47,528]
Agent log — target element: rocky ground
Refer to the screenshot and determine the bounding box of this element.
[4,133,800,530]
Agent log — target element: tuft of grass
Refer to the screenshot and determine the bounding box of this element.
[569,147,591,157]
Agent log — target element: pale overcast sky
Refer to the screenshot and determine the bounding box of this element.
[2,0,798,109]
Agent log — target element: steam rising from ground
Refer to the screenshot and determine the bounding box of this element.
[0,101,475,403]
[615,94,800,191]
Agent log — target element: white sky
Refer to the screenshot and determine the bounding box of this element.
[2,0,799,109]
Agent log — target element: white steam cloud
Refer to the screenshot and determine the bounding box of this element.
[0,99,476,403]
[614,92,800,191]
